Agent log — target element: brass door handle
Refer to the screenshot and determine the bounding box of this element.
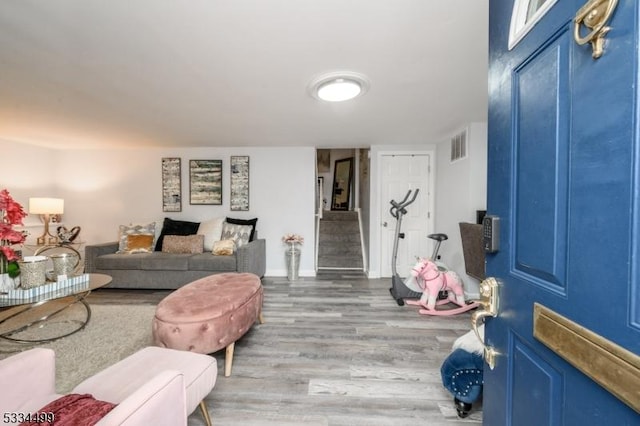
[470,277,500,369]
[574,0,619,59]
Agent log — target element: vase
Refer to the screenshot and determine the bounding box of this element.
[0,253,14,292]
[17,255,48,289]
[0,273,15,293]
[51,252,80,280]
[285,244,301,281]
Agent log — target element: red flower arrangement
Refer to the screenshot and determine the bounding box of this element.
[0,189,27,277]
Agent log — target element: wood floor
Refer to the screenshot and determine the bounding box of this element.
[86,272,483,425]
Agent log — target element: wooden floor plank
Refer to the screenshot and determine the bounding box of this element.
[86,273,483,425]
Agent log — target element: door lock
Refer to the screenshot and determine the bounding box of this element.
[471,277,500,369]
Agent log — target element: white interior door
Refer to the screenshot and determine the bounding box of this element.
[380,154,432,277]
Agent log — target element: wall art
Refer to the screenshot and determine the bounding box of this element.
[317,149,330,172]
[230,156,250,211]
[161,157,182,212]
[189,159,222,205]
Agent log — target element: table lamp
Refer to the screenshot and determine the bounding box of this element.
[29,198,64,245]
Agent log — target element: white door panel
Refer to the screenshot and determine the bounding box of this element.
[380,154,432,277]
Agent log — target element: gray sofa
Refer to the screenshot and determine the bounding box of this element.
[84,238,266,289]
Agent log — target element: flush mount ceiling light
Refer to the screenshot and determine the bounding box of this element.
[309,71,370,102]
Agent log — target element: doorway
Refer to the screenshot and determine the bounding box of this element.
[378,153,434,278]
[315,148,368,271]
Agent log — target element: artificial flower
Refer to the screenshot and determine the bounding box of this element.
[0,189,27,277]
[282,233,304,245]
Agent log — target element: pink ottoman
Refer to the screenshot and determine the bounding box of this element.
[152,272,264,377]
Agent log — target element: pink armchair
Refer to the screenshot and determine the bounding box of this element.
[0,348,188,426]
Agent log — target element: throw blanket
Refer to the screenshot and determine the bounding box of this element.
[21,394,116,426]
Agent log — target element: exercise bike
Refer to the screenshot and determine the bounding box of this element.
[388,189,423,306]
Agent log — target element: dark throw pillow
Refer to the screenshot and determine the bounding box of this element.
[225,217,258,241]
[155,217,201,251]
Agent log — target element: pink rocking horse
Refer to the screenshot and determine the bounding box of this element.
[405,258,479,316]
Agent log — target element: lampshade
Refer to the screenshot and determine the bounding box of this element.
[29,198,64,215]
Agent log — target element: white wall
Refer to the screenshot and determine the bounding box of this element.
[4,126,487,284]
[434,122,487,298]
[1,142,61,234]
[1,141,317,277]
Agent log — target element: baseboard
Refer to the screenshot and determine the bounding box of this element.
[316,267,364,271]
[265,268,317,278]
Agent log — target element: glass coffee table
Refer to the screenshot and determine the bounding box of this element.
[0,273,112,344]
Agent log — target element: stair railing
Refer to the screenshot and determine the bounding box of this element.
[315,177,323,270]
[356,208,367,273]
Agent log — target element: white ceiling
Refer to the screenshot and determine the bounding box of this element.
[0,1,489,150]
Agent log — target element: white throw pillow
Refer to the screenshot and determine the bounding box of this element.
[197,217,225,251]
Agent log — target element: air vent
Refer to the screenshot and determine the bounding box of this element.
[450,129,467,162]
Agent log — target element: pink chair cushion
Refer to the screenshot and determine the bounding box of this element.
[152,272,263,355]
[73,346,215,417]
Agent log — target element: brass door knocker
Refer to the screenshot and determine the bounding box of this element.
[574,0,619,59]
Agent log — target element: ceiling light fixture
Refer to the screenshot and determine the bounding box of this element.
[309,71,370,102]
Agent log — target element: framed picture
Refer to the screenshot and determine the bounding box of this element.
[189,160,222,205]
[230,156,250,211]
[317,149,330,173]
[161,157,182,212]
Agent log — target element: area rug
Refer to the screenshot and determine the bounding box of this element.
[0,303,156,393]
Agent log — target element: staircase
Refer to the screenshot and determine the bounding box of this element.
[317,210,364,270]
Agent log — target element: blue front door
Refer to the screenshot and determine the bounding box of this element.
[486,0,640,424]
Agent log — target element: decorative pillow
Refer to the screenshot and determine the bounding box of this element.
[22,393,116,426]
[117,222,156,254]
[125,234,154,254]
[225,217,258,241]
[197,217,225,251]
[212,239,235,255]
[155,217,200,251]
[220,222,252,248]
[161,234,204,254]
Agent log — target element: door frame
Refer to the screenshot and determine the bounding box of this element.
[369,147,436,279]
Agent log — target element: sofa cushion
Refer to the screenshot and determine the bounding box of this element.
[212,239,235,255]
[220,223,252,248]
[155,218,200,251]
[141,253,191,271]
[95,253,146,270]
[188,253,236,271]
[117,223,156,253]
[161,235,204,254]
[225,217,258,241]
[197,217,225,251]
[125,234,155,254]
[73,347,217,420]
